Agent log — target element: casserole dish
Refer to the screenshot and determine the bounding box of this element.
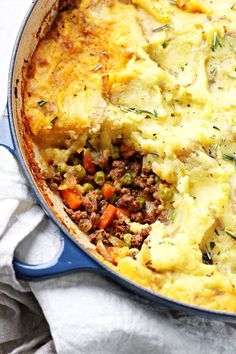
[2,0,236,322]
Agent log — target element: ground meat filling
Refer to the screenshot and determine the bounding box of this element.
[46,143,174,263]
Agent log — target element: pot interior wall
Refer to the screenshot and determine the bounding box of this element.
[9,0,95,249]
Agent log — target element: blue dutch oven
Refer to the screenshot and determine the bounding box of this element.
[1,0,236,322]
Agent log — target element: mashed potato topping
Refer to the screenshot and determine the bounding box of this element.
[24,0,236,311]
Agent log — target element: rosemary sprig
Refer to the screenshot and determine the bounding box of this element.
[153,24,171,33]
[50,116,58,125]
[119,106,158,119]
[211,32,222,51]
[223,152,236,168]
[92,63,102,71]
[210,67,217,76]
[202,245,213,265]
[226,230,236,240]
[37,100,47,106]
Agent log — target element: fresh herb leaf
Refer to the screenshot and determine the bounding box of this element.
[202,245,213,265]
[162,41,168,49]
[37,100,47,106]
[226,230,236,240]
[50,116,58,125]
[210,241,216,249]
[211,32,222,51]
[223,152,236,161]
[153,24,171,33]
[119,106,158,119]
[92,63,102,71]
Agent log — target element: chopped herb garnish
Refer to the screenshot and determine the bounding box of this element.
[37,100,47,106]
[223,152,236,162]
[50,116,58,125]
[210,241,216,249]
[153,24,171,33]
[119,106,158,119]
[209,149,217,159]
[211,32,222,51]
[213,125,220,131]
[202,245,213,265]
[162,41,168,49]
[210,67,217,76]
[226,230,236,240]
[92,63,102,71]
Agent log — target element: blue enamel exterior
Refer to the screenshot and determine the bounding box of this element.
[0,114,101,278]
[13,232,102,280]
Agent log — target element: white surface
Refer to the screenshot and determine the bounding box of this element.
[1,1,236,353]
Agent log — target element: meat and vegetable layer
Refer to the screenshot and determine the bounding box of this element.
[24,0,236,311]
[47,142,174,262]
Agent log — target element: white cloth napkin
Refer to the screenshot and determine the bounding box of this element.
[2,1,236,353]
[1,143,236,354]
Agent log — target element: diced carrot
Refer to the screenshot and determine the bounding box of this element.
[101,183,115,200]
[82,150,96,174]
[98,204,117,229]
[120,144,135,158]
[116,207,130,219]
[61,189,83,210]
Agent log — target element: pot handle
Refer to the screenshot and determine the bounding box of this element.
[14,232,104,280]
[0,113,15,153]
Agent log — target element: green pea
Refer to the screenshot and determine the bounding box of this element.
[94,171,105,185]
[73,164,86,179]
[83,183,94,193]
[160,187,173,201]
[123,233,132,248]
[120,172,133,186]
[136,196,145,209]
[56,162,68,174]
[111,146,120,160]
